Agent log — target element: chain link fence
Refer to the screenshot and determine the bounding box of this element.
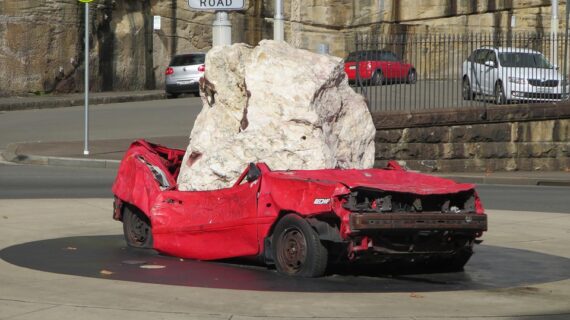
[349,33,570,112]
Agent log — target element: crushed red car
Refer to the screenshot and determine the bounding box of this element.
[112,140,487,277]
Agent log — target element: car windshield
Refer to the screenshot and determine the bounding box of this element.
[498,52,553,69]
[170,54,205,66]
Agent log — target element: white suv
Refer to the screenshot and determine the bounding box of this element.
[462,47,568,104]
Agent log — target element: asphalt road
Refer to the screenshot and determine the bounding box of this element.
[0,96,202,149]
[1,163,568,213]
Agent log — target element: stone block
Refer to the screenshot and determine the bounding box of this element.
[553,119,570,143]
[402,127,449,143]
[375,130,403,143]
[515,120,556,142]
[451,123,511,143]
[177,41,376,191]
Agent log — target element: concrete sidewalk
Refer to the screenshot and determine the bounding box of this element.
[0,90,165,112]
[2,136,570,186]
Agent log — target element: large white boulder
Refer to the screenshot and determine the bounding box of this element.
[177,40,376,191]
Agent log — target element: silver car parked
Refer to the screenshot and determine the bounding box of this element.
[462,47,569,104]
[165,53,205,98]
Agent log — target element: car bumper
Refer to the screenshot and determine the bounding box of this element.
[165,81,200,94]
[507,84,570,101]
[350,212,488,232]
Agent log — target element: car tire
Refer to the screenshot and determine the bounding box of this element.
[407,69,417,84]
[272,214,328,277]
[494,82,507,105]
[462,77,475,100]
[370,70,383,86]
[123,205,153,249]
[166,93,179,99]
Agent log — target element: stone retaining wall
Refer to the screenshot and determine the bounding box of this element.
[372,103,570,172]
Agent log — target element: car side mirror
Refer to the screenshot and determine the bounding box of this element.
[484,61,495,68]
[246,163,261,182]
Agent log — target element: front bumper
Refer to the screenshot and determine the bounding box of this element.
[350,212,488,232]
[165,81,199,94]
[507,83,570,101]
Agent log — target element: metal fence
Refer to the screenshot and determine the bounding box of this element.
[350,33,570,112]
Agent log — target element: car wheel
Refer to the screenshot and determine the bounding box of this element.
[272,214,328,277]
[166,93,179,99]
[123,206,153,248]
[370,70,383,86]
[407,69,417,84]
[462,78,474,100]
[494,82,507,105]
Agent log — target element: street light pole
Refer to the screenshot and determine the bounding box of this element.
[83,0,90,155]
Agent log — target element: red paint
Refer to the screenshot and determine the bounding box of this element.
[344,50,415,83]
[113,140,486,261]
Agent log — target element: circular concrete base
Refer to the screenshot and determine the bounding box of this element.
[2,235,569,293]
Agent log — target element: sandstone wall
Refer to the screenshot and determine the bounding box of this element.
[1,0,568,95]
[372,103,570,172]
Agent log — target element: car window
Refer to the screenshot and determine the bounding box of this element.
[383,52,399,61]
[170,54,205,67]
[468,50,478,62]
[498,52,553,68]
[346,51,366,62]
[474,49,490,64]
[486,51,498,65]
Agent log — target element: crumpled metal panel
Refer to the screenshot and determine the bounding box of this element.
[266,168,476,195]
[111,140,184,216]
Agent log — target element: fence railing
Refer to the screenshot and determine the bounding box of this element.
[349,33,570,112]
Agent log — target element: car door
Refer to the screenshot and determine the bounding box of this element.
[378,51,395,81]
[385,52,407,81]
[150,169,261,260]
[470,49,487,94]
[482,50,499,95]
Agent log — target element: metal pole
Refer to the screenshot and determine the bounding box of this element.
[274,0,284,41]
[83,2,90,156]
[562,0,570,99]
[212,11,231,46]
[552,0,559,66]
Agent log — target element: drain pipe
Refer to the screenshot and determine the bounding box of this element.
[274,0,284,41]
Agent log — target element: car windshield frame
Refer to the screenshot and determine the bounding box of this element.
[498,52,554,69]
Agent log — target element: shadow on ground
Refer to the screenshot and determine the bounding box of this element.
[1,235,569,292]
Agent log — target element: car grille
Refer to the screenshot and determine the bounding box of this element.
[528,79,558,87]
[520,92,563,100]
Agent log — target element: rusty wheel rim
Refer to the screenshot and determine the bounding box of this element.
[126,212,149,244]
[277,227,307,274]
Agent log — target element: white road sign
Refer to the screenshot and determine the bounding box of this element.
[188,0,244,10]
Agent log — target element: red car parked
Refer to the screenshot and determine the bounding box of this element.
[344,50,417,85]
[112,140,487,277]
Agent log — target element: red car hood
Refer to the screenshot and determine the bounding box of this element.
[268,168,474,195]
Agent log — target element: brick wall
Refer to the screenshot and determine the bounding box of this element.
[372,103,570,172]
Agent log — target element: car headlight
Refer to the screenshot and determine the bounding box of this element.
[508,76,526,84]
[509,77,526,84]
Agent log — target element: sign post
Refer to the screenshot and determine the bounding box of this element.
[79,0,93,155]
[187,0,244,47]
